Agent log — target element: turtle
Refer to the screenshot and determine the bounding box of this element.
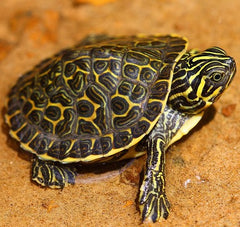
[5,34,236,222]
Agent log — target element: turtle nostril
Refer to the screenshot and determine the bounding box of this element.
[226,57,236,73]
[230,58,236,72]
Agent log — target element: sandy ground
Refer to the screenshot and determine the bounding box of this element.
[0,0,239,226]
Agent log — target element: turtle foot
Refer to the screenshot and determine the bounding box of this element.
[139,190,170,222]
[139,170,170,222]
[31,156,77,189]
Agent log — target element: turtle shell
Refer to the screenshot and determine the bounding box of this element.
[5,35,188,163]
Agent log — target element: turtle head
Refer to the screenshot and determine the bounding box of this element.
[168,47,236,114]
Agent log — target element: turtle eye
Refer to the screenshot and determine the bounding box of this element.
[210,72,224,82]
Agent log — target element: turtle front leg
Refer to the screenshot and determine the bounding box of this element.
[139,106,191,222]
[31,156,77,189]
[139,137,170,222]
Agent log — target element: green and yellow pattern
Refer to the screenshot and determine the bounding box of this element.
[5,35,187,163]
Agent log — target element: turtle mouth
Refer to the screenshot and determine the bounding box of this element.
[227,57,236,86]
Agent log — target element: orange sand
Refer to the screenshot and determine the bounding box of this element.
[0,0,239,226]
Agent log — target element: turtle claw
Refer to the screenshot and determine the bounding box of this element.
[140,191,170,223]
